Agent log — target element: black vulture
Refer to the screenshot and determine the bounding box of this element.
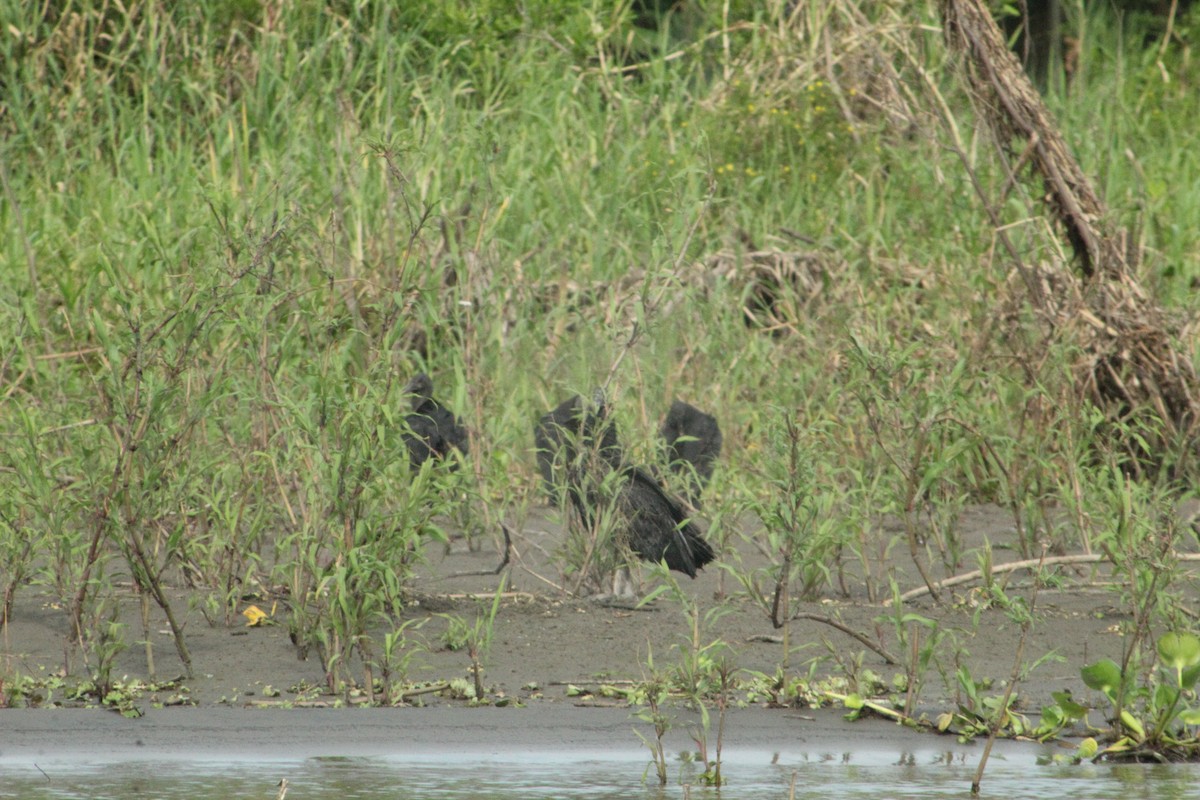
[614,463,715,579]
[659,399,722,507]
[534,393,620,510]
[402,373,469,470]
[538,390,715,596]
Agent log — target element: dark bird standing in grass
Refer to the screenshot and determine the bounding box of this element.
[660,399,722,507]
[536,390,715,597]
[402,372,469,470]
[534,393,620,511]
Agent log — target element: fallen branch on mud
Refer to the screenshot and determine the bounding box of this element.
[433,592,539,602]
[893,552,1200,604]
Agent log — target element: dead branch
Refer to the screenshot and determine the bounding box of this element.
[790,611,900,665]
[940,0,1200,465]
[894,551,1200,604]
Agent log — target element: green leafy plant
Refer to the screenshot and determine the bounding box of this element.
[376,619,427,706]
[1083,632,1200,760]
[879,582,945,718]
[631,654,672,788]
[636,566,737,786]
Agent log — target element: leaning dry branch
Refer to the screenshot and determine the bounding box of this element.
[791,611,900,665]
[940,0,1200,463]
[941,0,1123,282]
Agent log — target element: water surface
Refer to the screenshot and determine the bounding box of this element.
[4,747,1198,800]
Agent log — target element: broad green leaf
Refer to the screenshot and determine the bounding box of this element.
[1157,632,1200,671]
[1037,705,1064,734]
[1183,663,1200,691]
[1081,659,1122,695]
[1050,691,1089,721]
[1177,708,1200,726]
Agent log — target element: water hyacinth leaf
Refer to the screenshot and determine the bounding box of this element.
[1176,708,1200,726]
[1080,659,1123,702]
[1183,663,1200,691]
[1050,690,1089,721]
[1103,738,1134,755]
[1157,633,1200,690]
[1157,632,1200,671]
[1038,704,1064,731]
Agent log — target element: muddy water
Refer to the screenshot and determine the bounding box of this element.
[2,707,1198,799]
[2,750,1199,800]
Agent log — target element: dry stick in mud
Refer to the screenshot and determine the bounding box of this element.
[749,615,899,666]
[789,612,899,666]
[940,0,1200,462]
[894,552,1200,604]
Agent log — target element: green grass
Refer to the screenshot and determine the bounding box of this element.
[2,0,1199,702]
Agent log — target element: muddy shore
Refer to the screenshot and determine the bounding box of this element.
[1,503,1169,760]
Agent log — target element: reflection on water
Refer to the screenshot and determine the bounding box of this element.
[2,748,1199,800]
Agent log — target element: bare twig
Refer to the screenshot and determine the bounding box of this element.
[442,524,513,578]
[790,611,900,665]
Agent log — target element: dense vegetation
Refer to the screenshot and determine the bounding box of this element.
[2,0,1200,751]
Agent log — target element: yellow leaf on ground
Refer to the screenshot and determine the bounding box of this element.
[242,605,270,627]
